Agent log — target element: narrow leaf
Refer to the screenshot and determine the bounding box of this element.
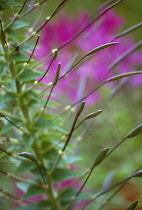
[86,42,119,56]
[22,185,45,199]
[125,124,142,139]
[11,21,29,29]
[84,110,102,120]
[106,71,142,83]
[126,200,139,210]
[93,147,109,167]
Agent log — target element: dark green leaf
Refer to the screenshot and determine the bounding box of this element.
[52,168,82,182]
[5,28,18,42]
[22,185,45,199]
[12,54,29,62]
[18,70,43,82]
[42,148,59,161]
[19,44,35,53]
[0,0,21,10]
[11,21,29,29]
[34,116,53,129]
[35,200,50,210]
[16,161,36,173]
[13,204,36,210]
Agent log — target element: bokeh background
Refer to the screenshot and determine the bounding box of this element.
[1,0,142,209]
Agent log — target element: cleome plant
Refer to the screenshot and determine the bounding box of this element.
[0,0,142,210]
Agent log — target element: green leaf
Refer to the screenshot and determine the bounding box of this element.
[18,69,43,82]
[5,28,18,42]
[86,42,119,56]
[13,204,36,210]
[126,200,139,210]
[12,53,29,62]
[35,200,50,210]
[106,71,142,83]
[11,21,29,29]
[125,124,142,139]
[22,185,45,199]
[16,161,36,173]
[0,62,8,77]
[0,118,23,135]
[42,148,59,161]
[59,188,93,206]
[34,116,53,129]
[19,44,35,53]
[0,0,21,10]
[52,168,82,182]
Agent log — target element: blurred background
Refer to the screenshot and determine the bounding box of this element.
[2,0,142,209]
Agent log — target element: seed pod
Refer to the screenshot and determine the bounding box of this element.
[18,152,37,162]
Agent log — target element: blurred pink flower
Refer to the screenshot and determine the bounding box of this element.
[35,10,142,105]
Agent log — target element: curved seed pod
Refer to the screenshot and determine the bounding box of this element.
[53,63,61,86]
[18,152,37,162]
[132,170,142,178]
[126,200,139,210]
[93,147,109,167]
[76,101,85,117]
[86,42,119,56]
[106,71,142,83]
[125,124,142,139]
[85,110,102,120]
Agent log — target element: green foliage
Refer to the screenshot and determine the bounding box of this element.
[0,0,142,209]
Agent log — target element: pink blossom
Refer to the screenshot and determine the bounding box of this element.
[35,10,142,105]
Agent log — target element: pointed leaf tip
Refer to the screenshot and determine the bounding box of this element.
[18,152,37,162]
[125,124,142,139]
[126,200,139,210]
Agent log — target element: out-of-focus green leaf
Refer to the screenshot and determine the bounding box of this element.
[35,200,50,210]
[12,54,29,62]
[52,168,82,182]
[22,185,45,199]
[16,161,36,173]
[18,69,43,82]
[34,116,53,129]
[0,0,21,10]
[11,21,29,29]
